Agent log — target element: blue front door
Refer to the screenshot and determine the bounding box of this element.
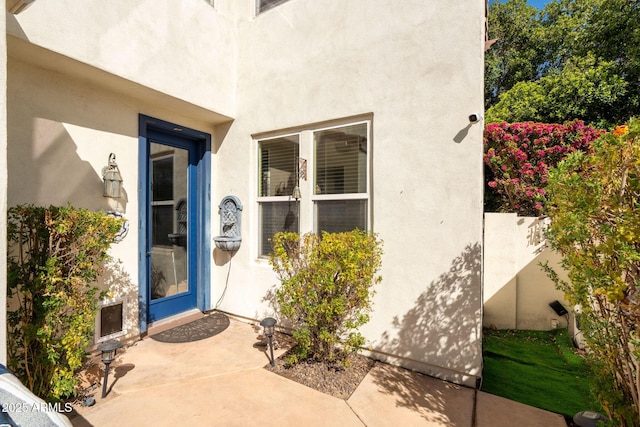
[139,116,212,328]
[147,134,197,321]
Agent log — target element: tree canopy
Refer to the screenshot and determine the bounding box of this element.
[485,0,640,128]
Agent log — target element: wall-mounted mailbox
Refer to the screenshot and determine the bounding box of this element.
[213,195,242,251]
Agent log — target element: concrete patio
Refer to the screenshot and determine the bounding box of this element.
[69,314,567,427]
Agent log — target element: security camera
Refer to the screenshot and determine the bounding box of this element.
[468,113,483,124]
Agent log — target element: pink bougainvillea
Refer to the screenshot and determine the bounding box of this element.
[484,121,605,216]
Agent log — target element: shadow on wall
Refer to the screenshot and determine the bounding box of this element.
[8,59,132,212]
[260,282,281,322]
[99,259,138,339]
[372,243,482,420]
[483,214,570,330]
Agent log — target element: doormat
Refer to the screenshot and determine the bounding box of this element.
[150,311,230,343]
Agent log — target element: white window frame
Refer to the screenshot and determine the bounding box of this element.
[256,0,292,15]
[255,118,372,259]
[256,133,301,257]
[311,120,371,234]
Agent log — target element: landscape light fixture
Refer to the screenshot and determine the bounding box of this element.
[98,339,122,398]
[260,317,277,367]
[549,300,568,317]
[102,153,123,198]
[573,410,608,427]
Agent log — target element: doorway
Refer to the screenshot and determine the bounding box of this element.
[139,116,211,329]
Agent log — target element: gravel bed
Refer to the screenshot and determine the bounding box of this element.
[265,349,376,400]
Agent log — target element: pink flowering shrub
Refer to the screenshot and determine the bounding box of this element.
[484,121,605,216]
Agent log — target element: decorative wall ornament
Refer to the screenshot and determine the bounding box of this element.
[213,196,242,251]
[106,211,129,242]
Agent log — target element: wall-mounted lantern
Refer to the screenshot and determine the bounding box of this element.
[102,153,123,198]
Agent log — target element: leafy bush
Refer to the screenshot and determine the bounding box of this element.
[484,120,604,216]
[486,54,627,128]
[7,205,123,400]
[543,118,640,426]
[269,230,382,364]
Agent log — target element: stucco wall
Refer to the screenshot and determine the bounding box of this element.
[211,0,485,386]
[5,0,485,386]
[6,57,219,342]
[484,213,573,331]
[6,0,237,118]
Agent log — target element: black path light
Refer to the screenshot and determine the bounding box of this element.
[573,411,608,427]
[260,317,277,367]
[98,339,122,398]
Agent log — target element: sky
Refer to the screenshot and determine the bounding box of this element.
[491,0,551,9]
[527,0,551,8]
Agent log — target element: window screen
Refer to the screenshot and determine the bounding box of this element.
[316,199,367,234]
[259,136,299,197]
[314,123,368,234]
[314,123,368,195]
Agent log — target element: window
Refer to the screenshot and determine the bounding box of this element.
[314,123,369,233]
[256,120,371,257]
[151,155,174,247]
[256,0,291,14]
[258,135,300,256]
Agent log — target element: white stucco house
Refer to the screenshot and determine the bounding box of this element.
[0,0,486,387]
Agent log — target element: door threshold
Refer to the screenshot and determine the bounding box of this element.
[148,309,203,336]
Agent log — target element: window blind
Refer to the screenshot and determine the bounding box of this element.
[258,135,300,256]
[259,136,299,197]
[314,123,367,195]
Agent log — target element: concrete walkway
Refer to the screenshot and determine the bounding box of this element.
[69,316,567,427]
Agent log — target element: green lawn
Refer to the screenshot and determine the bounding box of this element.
[482,328,598,418]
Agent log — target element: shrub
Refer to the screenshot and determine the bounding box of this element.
[543,118,640,426]
[484,120,604,216]
[269,230,382,364]
[7,205,123,400]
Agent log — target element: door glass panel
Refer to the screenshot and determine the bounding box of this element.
[150,143,189,300]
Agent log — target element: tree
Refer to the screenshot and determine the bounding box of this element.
[485,0,545,108]
[578,0,640,120]
[543,118,640,425]
[486,0,639,126]
[487,55,626,128]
